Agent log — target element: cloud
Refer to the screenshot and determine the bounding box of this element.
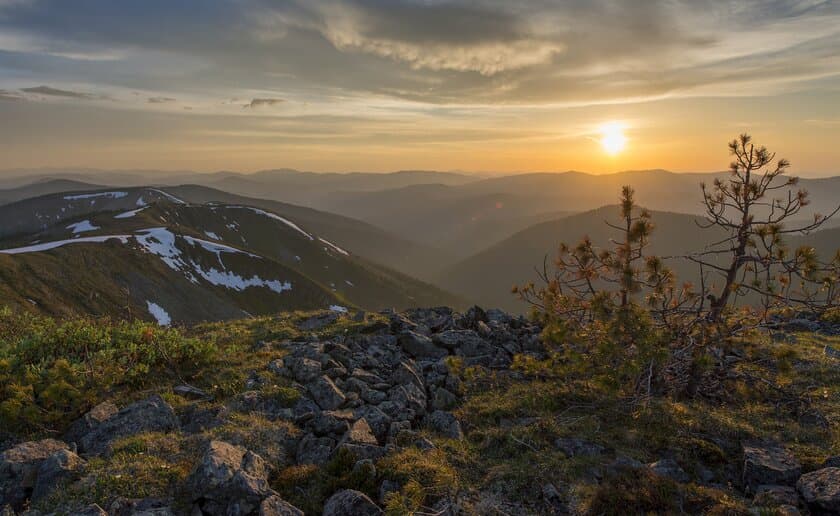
[0,0,837,107]
[21,85,96,99]
[147,96,176,104]
[243,98,285,108]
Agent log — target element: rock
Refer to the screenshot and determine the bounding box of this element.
[296,434,335,465]
[187,440,275,516]
[285,357,323,383]
[31,448,86,501]
[397,331,447,359]
[354,406,391,443]
[784,318,821,332]
[432,330,484,351]
[426,410,463,440]
[822,456,840,468]
[78,395,179,456]
[298,312,339,331]
[65,401,119,446]
[648,458,689,483]
[459,306,488,330]
[797,467,840,514]
[70,505,109,516]
[0,438,69,509]
[554,438,606,458]
[389,383,427,418]
[108,497,175,516]
[337,419,386,460]
[742,442,801,492]
[378,480,400,504]
[322,489,383,516]
[390,362,424,390]
[308,376,347,410]
[310,410,354,437]
[173,384,210,400]
[259,495,304,516]
[753,485,799,507]
[341,419,379,446]
[432,388,458,411]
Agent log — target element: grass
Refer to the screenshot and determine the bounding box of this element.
[5,305,838,514]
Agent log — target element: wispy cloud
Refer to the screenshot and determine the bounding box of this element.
[21,85,97,99]
[243,98,285,109]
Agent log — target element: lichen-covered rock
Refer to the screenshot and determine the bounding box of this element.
[0,438,69,509]
[742,441,801,492]
[797,467,840,514]
[426,410,463,440]
[259,494,304,516]
[753,485,799,508]
[64,401,119,447]
[187,440,276,516]
[397,331,447,359]
[648,458,689,483]
[77,395,179,456]
[322,489,383,516]
[308,376,347,410]
[32,448,86,501]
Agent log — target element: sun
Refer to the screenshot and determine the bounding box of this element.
[599,122,627,155]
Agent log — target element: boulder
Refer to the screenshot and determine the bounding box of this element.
[108,497,175,516]
[308,376,347,410]
[397,331,447,359]
[432,388,458,411]
[78,395,179,455]
[70,505,109,516]
[296,434,335,465]
[322,489,383,516]
[554,438,606,458]
[187,440,275,516]
[260,494,304,516]
[742,441,801,492]
[64,401,119,446]
[648,458,689,483]
[298,312,339,331]
[31,448,86,501]
[797,467,840,514]
[173,384,209,400]
[0,438,69,509]
[426,411,463,440]
[753,485,799,508]
[337,419,386,460]
[432,330,484,351]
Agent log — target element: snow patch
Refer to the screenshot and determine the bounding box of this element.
[114,206,149,219]
[146,301,171,326]
[195,268,292,293]
[66,220,100,234]
[147,188,185,204]
[204,231,220,240]
[0,235,131,254]
[318,237,349,256]
[329,305,348,313]
[345,280,355,287]
[64,191,128,201]
[227,206,314,240]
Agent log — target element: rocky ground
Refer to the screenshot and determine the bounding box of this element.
[2,307,840,515]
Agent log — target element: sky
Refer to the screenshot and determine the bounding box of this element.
[1,0,839,176]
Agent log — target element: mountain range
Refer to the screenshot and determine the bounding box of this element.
[1,168,839,317]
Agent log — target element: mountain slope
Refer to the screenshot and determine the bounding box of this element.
[0,197,462,323]
[166,184,455,280]
[0,179,101,206]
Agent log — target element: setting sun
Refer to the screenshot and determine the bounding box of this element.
[599,122,627,155]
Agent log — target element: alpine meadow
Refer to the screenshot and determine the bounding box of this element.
[2,1,840,515]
